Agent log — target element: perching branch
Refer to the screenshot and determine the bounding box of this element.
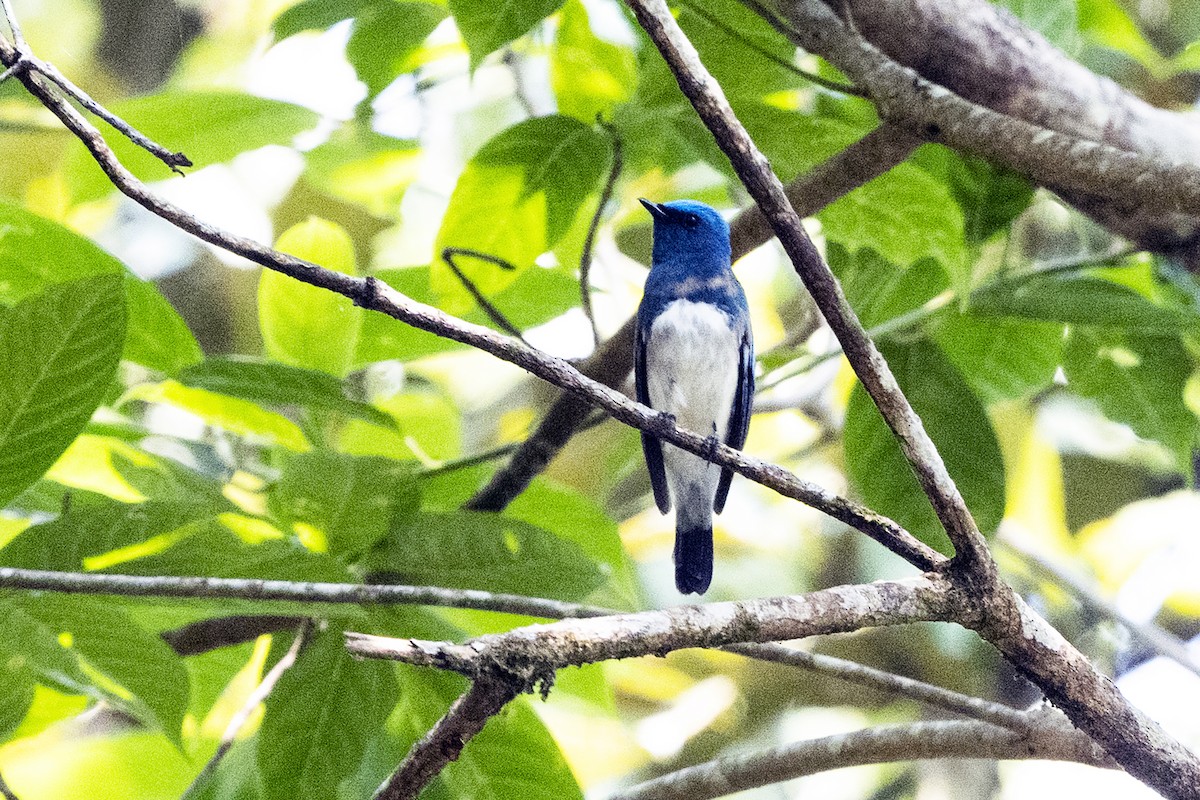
[180,620,314,800]
[611,716,1112,800]
[0,32,940,573]
[465,123,921,513]
[371,675,520,800]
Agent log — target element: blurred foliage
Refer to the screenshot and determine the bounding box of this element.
[0,0,1198,797]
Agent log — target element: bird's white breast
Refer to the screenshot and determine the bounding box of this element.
[646,299,740,440]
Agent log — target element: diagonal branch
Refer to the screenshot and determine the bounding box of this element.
[611,717,1113,800]
[0,33,940,572]
[372,675,520,800]
[464,123,921,513]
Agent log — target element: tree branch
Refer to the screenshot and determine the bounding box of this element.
[180,620,314,800]
[345,575,963,684]
[372,675,520,800]
[611,716,1112,800]
[464,123,921,513]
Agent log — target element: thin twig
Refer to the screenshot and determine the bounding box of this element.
[0,0,24,47]
[0,52,24,84]
[373,675,520,800]
[32,58,191,172]
[180,620,314,800]
[611,718,1112,800]
[578,118,623,349]
[0,567,612,616]
[0,771,20,800]
[676,0,866,96]
[440,247,528,341]
[724,642,1031,731]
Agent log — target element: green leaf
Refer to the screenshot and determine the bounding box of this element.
[551,0,638,122]
[112,521,353,585]
[450,0,565,67]
[1,596,189,743]
[507,479,639,608]
[433,116,608,312]
[0,199,201,373]
[261,218,363,378]
[270,451,418,557]
[178,356,396,430]
[363,511,605,600]
[0,494,216,570]
[0,659,35,741]
[0,276,126,507]
[995,0,1081,54]
[932,152,1035,245]
[273,0,374,39]
[1079,0,1166,73]
[347,2,448,97]
[122,275,204,373]
[933,313,1064,403]
[1063,329,1198,467]
[969,273,1190,329]
[65,92,319,202]
[125,380,310,451]
[843,340,1005,553]
[258,626,398,800]
[304,124,421,217]
[356,264,581,363]
[821,160,966,278]
[827,244,948,329]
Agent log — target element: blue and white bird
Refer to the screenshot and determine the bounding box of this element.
[636,198,754,595]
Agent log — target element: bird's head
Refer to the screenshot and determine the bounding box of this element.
[639,198,731,271]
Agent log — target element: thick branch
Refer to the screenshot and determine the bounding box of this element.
[623,0,991,572]
[837,0,1200,257]
[612,717,1112,800]
[980,595,1200,799]
[771,0,1200,227]
[465,124,920,513]
[345,575,963,683]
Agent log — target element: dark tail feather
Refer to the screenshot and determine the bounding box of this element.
[674,522,713,595]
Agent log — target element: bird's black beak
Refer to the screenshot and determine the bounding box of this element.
[639,197,669,221]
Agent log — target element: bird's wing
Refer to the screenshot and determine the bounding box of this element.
[715,326,754,513]
[636,320,672,514]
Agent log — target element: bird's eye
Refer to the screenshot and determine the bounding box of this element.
[684,213,700,228]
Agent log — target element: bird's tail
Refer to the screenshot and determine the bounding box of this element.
[674,508,713,595]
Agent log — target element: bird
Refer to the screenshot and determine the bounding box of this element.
[635,198,754,595]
